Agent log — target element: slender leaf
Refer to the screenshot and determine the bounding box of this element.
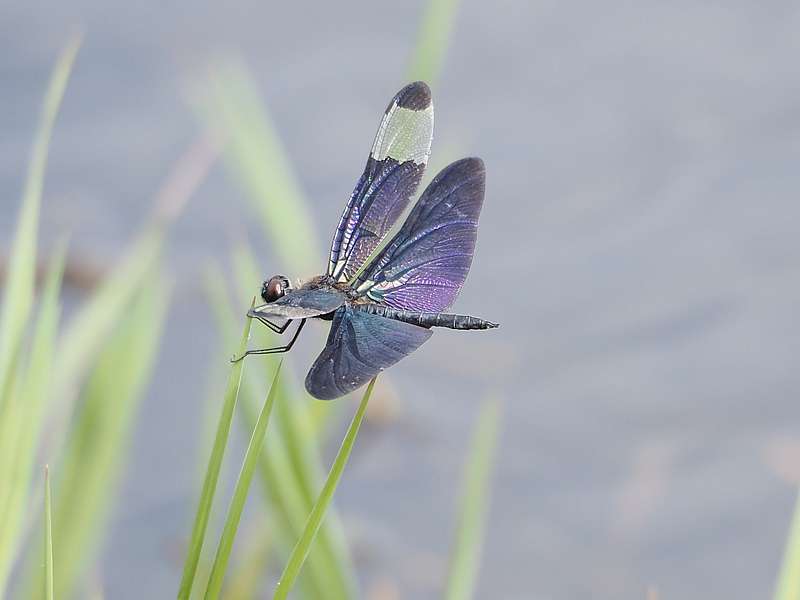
[177,308,254,600]
[407,0,461,86]
[46,137,212,466]
[445,398,501,600]
[44,466,54,600]
[0,35,78,595]
[27,276,169,600]
[273,378,376,600]
[0,243,65,591]
[0,35,79,405]
[222,519,272,600]
[775,490,800,600]
[0,371,22,593]
[52,229,162,397]
[204,361,283,600]
[195,59,319,274]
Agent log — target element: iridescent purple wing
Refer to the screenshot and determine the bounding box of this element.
[327,82,434,283]
[305,306,432,400]
[352,158,486,312]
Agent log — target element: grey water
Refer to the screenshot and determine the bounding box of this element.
[2,1,800,598]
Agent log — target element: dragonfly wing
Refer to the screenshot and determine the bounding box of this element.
[354,158,486,312]
[327,82,434,283]
[305,306,432,400]
[250,287,346,320]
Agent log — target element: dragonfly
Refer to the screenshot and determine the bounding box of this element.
[236,81,498,400]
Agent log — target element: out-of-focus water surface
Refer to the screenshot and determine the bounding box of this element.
[3,2,800,598]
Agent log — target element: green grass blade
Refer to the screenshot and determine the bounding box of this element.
[177,310,254,600]
[204,361,283,600]
[407,0,462,86]
[0,243,65,592]
[52,228,162,396]
[222,519,272,600]
[0,34,79,407]
[26,277,169,600]
[205,265,319,595]
[44,466,54,600]
[195,58,319,274]
[273,378,376,600]
[48,139,211,450]
[444,398,501,600]
[775,490,800,600]
[0,34,77,588]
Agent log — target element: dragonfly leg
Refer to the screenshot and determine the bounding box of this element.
[231,319,306,362]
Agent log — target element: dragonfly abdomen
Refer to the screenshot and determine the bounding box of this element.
[356,304,498,330]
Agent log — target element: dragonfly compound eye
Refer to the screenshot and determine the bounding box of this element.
[262,275,288,303]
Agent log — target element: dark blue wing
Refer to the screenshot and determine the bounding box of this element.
[352,158,486,312]
[305,306,432,400]
[327,82,434,283]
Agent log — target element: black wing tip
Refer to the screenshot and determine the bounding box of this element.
[457,156,485,172]
[436,157,486,183]
[394,81,432,110]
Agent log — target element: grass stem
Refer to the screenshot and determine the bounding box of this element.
[272,379,376,600]
[44,466,54,600]
[177,311,253,600]
[204,362,283,600]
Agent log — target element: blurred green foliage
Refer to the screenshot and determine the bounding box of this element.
[273,379,377,600]
[195,58,320,276]
[177,308,255,600]
[205,361,284,599]
[775,490,800,600]
[4,3,797,600]
[44,467,54,600]
[0,2,508,598]
[0,35,173,600]
[408,0,462,86]
[445,399,501,600]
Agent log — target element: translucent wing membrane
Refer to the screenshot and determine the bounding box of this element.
[305,306,432,400]
[250,287,346,320]
[327,82,434,283]
[354,157,486,312]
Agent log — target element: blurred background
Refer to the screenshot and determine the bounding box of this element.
[2,1,800,599]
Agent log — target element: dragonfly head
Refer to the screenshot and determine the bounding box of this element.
[261,275,292,303]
